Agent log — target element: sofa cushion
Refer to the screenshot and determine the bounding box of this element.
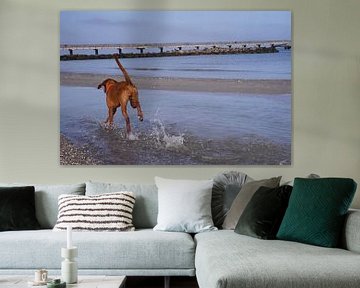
[0,186,40,231]
[0,183,86,229]
[234,185,292,239]
[277,178,357,247]
[153,177,216,233]
[0,229,195,272]
[86,182,158,229]
[195,230,360,288]
[212,171,251,228]
[53,192,136,232]
[222,176,281,229]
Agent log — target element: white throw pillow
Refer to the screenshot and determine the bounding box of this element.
[153,177,217,233]
[53,192,135,232]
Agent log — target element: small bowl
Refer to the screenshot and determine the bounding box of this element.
[47,279,66,288]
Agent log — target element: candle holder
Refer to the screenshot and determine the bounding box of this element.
[61,247,78,284]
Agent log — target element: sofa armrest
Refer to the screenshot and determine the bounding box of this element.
[342,209,360,253]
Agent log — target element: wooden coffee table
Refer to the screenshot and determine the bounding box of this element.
[0,275,126,288]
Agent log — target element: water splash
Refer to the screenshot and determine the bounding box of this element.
[150,109,184,149]
[163,133,184,148]
[127,132,139,141]
[96,119,139,140]
[98,121,117,131]
[95,112,182,147]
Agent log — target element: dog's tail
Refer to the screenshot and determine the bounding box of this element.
[114,54,134,86]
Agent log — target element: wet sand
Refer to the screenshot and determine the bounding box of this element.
[60,134,102,165]
[60,131,290,165]
[61,72,291,94]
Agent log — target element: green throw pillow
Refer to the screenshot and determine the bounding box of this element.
[277,178,357,247]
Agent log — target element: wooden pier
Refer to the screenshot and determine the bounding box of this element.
[60,40,291,60]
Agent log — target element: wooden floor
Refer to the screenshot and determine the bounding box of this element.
[126,276,199,288]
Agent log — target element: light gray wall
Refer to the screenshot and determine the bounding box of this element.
[0,0,359,208]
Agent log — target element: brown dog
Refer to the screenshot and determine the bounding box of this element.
[97,55,143,134]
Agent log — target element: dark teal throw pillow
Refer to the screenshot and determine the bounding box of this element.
[235,185,292,239]
[276,178,357,247]
[0,186,41,231]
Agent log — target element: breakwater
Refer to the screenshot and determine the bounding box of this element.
[60,46,279,61]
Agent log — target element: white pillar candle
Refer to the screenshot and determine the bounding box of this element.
[67,225,72,249]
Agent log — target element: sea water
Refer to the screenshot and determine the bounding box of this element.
[60,50,291,80]
[60,87,291,165]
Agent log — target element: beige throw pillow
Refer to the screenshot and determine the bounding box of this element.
[222,176,281,230]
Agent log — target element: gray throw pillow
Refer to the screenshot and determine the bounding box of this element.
[222,176,281,230]
[86,181,158,229]
[153,177,217,233]
[283,173,320,186]
[212,171,252,228]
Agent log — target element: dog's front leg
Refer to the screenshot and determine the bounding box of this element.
[106,107,115,125]
[136,103,144,122]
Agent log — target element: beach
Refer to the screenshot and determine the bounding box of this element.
[61,72,291,94]
[60,52,291,165]
[60,72,291,165]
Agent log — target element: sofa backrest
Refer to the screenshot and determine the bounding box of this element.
[86,181,158,229]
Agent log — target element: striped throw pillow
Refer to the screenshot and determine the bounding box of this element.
[53,192,136,231]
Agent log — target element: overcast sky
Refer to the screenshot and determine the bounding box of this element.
[60,11,291,44]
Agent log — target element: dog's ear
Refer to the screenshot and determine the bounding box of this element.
[97,82,106,93]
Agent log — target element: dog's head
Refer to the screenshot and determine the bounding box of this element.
[97,78,117,93]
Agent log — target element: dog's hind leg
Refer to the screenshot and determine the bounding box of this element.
[121,106,131,134]
[112,108,117,119]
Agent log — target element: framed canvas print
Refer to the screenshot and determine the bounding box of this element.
[60,11,292,165]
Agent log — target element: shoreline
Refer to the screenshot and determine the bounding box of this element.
[61,72,291,94]
[60,132,290,165]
